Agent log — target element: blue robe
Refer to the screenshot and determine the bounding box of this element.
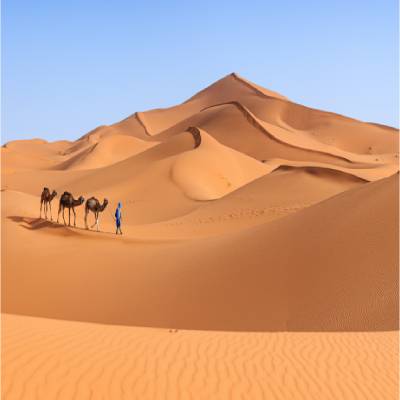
[115,208,121,227]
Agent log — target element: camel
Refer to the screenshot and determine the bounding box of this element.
[84,197,109,231]
[40,187,57,220]
[57,191,85,227]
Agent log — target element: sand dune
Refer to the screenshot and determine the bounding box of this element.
[142,104,397,185]
[171,128,271,200]
[135,73,288,136]
[2,174,397,331]
[3,73,397,183]
[2,136,201,224]
[3,138,71,155]
[55,134,157,170]
[2,73,398,399]
[2,314,398,400]
[143,167,364,238]
[2,147,55,172]
[133,73,397,157]
[237,92,398,155]
[262,157,398,181]
[2,139,71,172]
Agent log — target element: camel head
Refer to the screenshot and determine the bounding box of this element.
[101,198,109,211]
[51,190,57,198]
[78,196,85,205]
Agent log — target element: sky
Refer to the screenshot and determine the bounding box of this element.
[1,0,398,143]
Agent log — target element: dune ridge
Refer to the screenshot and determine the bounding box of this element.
[262,158,398,181]
[229,72,289,100]
[200,101,392,164]
[146,100,397,166]
[134,73,291,136]
[55,134,157,170]
[135,111,153,136]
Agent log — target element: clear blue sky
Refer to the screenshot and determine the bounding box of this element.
[2,0,398,143]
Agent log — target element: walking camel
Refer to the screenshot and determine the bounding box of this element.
[84,197,109,231]
[40,187,57,220]
[57,191,85,227]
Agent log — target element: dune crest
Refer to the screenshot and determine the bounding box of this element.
[57,134,158,170]
[229,72,289,100]
[134,73,289,136]
[201,101,392,164]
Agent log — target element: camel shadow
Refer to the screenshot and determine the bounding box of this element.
[7,216,68,231]
[7,215,114,236]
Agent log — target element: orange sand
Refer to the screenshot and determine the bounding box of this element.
[2,314,398,400]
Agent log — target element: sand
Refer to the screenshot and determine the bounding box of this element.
[2,314,398,400]
[2,73,399,399]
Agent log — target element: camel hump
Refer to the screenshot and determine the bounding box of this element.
[43,187,49,191]
[86,197,98,206]
[63,191,71,195]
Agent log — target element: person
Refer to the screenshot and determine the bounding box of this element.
[115,202,122,235]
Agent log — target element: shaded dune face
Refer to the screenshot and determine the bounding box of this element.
[2,73,399,332]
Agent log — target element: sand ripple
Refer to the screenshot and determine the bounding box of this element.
[2,314,398,400]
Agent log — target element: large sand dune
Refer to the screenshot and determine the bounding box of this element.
[2,73,398,399]
[2,174,398,331]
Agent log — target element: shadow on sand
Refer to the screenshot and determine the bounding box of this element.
[7,215,115,236]
[7,216,70,231]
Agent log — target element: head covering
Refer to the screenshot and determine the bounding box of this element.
[118,202,122,208]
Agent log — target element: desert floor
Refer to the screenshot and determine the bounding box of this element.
[2,314,398,400]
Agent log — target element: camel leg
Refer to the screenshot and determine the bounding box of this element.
[62,207,67,225]
[44,202,48,220]
[57,204,61,223]
[90,211,97,229]
[49,201,53,221]
[91,212,97,229]
[40,200,43,218]
[84,209,89,229]
[72,207,76,227]
[96,212,99,232]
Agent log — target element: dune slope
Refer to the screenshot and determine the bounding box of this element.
[2,174,398,331]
